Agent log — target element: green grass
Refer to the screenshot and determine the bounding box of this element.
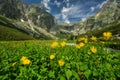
[0,40,120,80]
[0,25,35,40]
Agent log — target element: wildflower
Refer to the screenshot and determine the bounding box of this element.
[12,62,17,67]
[91,46,97,54]
[58,60,65,66]
[91,36,97,41]
[84,38,88,43]
[21,56,31,65]
[79,42,85,47]
[21,56,27,61]
[78,37,88,43]
[61,41,66,47]
[50,54,55,60]
[76,45,81,49]
[103,32,112,40]
[76,42,85,49]
[22,59,31,65]
[51,41,59,48]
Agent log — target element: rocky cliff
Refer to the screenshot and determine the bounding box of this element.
[0,0,58,40]
[73,0,120,35]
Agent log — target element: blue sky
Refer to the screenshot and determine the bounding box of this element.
[21,0,107,23]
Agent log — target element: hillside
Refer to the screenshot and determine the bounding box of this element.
[73,0,120,36]
[77,21,120,41]
[0,25,35,41]
[0,15,35,40]
[0,0,58,40]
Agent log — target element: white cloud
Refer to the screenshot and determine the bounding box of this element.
[61,5,73,24]
[90,7,95,12]
[41,0,51,12]
[54,0,109,23]
[81,18,86,21]
[54,0,61,7]
[63,0,70,7]
[99,0,108,8]
[61,4,82,23]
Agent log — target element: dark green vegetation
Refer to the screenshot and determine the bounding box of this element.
[0,41,120,79]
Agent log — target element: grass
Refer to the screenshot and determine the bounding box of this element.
[0,25,35,41]
[0,38,120,80]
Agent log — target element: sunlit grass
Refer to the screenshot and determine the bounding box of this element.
[0,32,120,80]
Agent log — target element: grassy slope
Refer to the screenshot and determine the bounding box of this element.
[0,15,35,41]
[0,25,34,40]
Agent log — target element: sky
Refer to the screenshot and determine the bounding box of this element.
[21,0,108,24]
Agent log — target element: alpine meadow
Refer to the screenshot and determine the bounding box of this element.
[0,0,120,80]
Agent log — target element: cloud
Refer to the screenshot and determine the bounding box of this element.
[98,0,108,8]
[63,0,70,7]
[90,7,95,12]
[54,0,108,23]
[61,5,74,24]
[54,0,61,7]
[60,4,83,23]
[81,18,86,21]
[41,0,51,12]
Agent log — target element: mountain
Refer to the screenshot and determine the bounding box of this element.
[73,0,120,36]
[0,0,120,40]
[0,15,35,40]
[0,0,58,40]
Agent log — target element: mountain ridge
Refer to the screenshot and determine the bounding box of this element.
[72,0,120,35]
[0,0,58,40]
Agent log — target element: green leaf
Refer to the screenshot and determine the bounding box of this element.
[93,69,98,76]
[80,64,88,71]
[48,70,55,78]
[72,70,80,80]
[65,70,72,80]
[105,63,111,70]
[59,75,66,80]
[84,70,91,79]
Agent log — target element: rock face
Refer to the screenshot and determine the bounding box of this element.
[0,0,57,39]
[73,0,120,35]
[0,0,21,19]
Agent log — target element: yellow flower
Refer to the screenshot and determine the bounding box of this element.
[78,37,88,43]
[21,56,27,61]
[12,62,17,67]
[91,36,97,41]
[84,38,88,43]
[61,41,66,47]
[79,42,85,47]
[103,32,112,40]
[76,45,81,49]
[58,60,65,66]
[22,59,31,65]
[91,46,97,54]
[51,41,59,48]
[50,54,55,60]
[76,42,85,49]
[21,56,31,65]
